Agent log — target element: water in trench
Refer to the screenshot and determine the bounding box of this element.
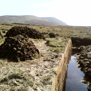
[66,56,88,91]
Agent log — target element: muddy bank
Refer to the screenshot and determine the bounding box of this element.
[71,37,91,47]
[51,39,72,91]
[75,45,91,90]
[72,37,91,90]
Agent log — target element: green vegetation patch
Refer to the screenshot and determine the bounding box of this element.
[46,37,68,47]
[49,47,64,53]
[44,76,51,81]
[0,37,6,45]
[33,53,41,59]
[47,37,68,53]
[51,69,57,75]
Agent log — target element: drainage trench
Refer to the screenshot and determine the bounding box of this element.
[65,37,91,91]
[51,38,91,91]
[65,56,88,91]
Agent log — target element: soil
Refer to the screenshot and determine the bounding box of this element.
[5,26,45,40]
[1,23,91,91]
[0,37,67,91]
[0,35,39,62]
[72,41,91,91]
[71,37,91,47]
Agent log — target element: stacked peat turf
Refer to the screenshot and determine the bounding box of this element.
[0,35,39,62]
[49,33,59,38]
[5,26,45,39]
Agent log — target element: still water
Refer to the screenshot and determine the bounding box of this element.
[66,56,88,91]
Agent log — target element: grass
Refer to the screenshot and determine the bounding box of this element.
[49,47,64,53]
[0,22,91,39]
[27,80,33,86]
[0,71,33,91]
[0,22,91,90]
[13,69,22,74]
[10,88,16,91]
[33,53,41,59]
[0,37,6,45]
[35,39,44,41]
[51,69,57,75]
[46,37,67,54]
[44,57,49,61]
[58,42,66,46]
[46,37,68,53]
[36,82,43,86]
[53,48,60,53]
[48,41,56,47]
[51,55,55,59]
[44,76,51,81]
[17,87,28,91]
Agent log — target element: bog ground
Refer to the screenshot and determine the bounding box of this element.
[0,23,91,91]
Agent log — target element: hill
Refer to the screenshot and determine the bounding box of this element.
[0,15,67,25]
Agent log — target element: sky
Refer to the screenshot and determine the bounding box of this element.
[0,0,91,26]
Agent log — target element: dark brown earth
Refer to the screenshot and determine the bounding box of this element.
[0,35,67,91]
[5,26,45,40]
[0,35,39,62]
[49,33,58,38]
[72,37,91,91]
[76,46,91,90]
[0,26,46,62]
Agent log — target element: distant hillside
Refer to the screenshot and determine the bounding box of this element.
[42,17,67,25]
[0,15,67,25]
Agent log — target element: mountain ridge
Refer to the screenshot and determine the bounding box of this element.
[0,15,67,25]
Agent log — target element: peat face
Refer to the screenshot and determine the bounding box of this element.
[71,37,91,47]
